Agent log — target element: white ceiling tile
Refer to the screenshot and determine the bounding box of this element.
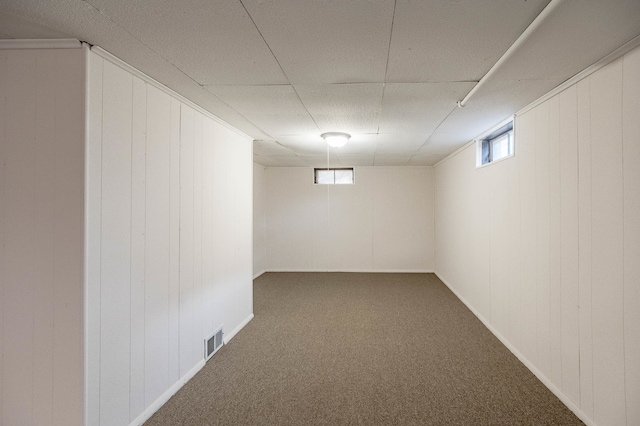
[379,82,475,134]
[261,155,307,167]
[207,85,318,136]
[0,10,69,38]
[276,134,327,156]
[253,155,282,167]
[386,0,549,82]
[206,85,302,114]
[336,156,375,167]
[408,154,447,166]
[373,155,412,166]
[83,0,288,85]
[241,0,395,84]
[298,156,337,168]
[294,83,384,133]
[494,1,640,82]
[253,140,295,157]
[374,134,426,155]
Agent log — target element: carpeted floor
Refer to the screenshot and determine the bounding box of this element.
[145,272,583,425]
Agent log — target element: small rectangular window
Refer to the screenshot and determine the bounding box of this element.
[477,120,514,167]
[314,168,354,185]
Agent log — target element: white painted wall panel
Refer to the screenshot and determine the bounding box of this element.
[558,85,580,406]
[32,50,56,426]
[265,166,434,272]
[434,45,640,426]
[517,109,538,365]
[144,85,172,407]
[3,50,37,426]
[548,95,562,387]
[168,98,181,386]
[535,101,551,379]
[86,51,103,426]
[179,104,196,376]
[100,59,133,426]
[1,47,85,426]
[622,46,640,426]
[130,75,146,421]
[85,50,253,426]
[253,163,267,277]
[576,77,594,418]
[589,58,625,426]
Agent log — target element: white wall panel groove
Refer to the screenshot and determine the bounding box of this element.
[435,45,640,426]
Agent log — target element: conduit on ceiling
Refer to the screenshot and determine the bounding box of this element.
[457,0,564,108]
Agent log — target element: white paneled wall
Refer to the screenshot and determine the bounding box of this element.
[86,51,253,426]
[434,46,640,426]
[0,47,85,426]
[266,166,434,272]
[253,163,267,278]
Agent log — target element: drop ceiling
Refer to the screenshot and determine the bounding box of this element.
[1,0,639,166]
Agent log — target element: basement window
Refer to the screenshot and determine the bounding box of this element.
[476,120,514,167]
[314,168,354,185]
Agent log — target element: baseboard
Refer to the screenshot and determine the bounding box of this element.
[223,313,254,345]
[433,271,596,426]
[129,359,205,426]
[265,269,434,274]
[253,270,266,280]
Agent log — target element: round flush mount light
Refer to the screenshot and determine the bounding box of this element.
[321,132,351,148]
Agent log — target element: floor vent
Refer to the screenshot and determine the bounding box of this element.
[205,326,224,361]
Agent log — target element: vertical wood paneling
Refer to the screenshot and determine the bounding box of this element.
[168,99,181,384]
[179,105,195,376]
[548,96,562,386]
[506,153,521,347]
[590,58,626,426]
[193,112,203,365]
[32,50,57,426]
[576,77,594,418]
[211,125,230,329]
[517,110,537,363]
[86,51,103,426]
[1,47,85,426]
[559,85,580,405]
[201,120,215,338]
[489,162,508,333]
[144,85,172,405]
[100,60,132,425]
[535,101,551,378]
[52,49,85,426]
[622,46,640,426]
[434,44,640,426]
[129,76,146,420]
[0,50,6,426]
[3,50,37,426]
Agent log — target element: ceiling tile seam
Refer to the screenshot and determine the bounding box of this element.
[409,103,459,162]
[237,0,320,133]
[382,0,397,82]
[376,0,396,134]
[203,88,277,140]
[81,0,213,92]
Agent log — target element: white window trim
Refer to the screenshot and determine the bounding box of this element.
[475,116,515,168]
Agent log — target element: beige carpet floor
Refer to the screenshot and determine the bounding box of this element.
[145,272,583,425]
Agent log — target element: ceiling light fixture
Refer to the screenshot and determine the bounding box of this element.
[321,132,351,148]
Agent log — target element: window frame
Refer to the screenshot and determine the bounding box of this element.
[476,118,515,168]
[313,167,355,185]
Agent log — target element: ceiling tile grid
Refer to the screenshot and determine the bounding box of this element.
[2,0,640,167]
